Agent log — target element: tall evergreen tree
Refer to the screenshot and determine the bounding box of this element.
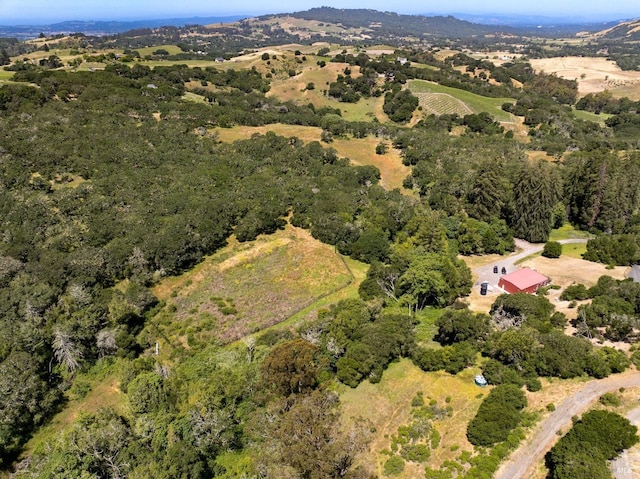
[512,162,559,242]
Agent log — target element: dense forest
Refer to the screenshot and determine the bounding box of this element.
[2,10,640,479]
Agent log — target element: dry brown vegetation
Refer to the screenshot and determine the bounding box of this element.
[340,360,488,478]
[530,56,640,98]
[152,225,354,345]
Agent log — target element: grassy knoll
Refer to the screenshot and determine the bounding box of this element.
[214,124,412,192]
[331,137,411,192]
[182,91,209,104]
[267,62,387,122]
[560,242,587,259]
[150,225,357,348]
[572,107,612,125]
[408,79,516,122]
[340,359,488,478]
[214,124,324,144]
[135,45,183,56]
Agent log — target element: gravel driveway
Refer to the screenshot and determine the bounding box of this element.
[474,238,589,292]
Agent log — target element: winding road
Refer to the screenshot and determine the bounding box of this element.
[494,372,640,479]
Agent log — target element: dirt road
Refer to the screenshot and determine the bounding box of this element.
[494,371,640,479]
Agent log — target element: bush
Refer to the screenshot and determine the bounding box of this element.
[467,384,527,446]
[542,241,562,258]
[560,283,589,301]
[376,142,389,155]
[599,392,621,407]
[384,456,405,475]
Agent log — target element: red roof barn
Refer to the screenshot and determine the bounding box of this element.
[498,268,550,294]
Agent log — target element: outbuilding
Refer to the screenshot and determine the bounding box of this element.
[498,268,550,294]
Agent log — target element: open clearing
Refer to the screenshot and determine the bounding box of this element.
[151,225,357,346]
[266,62,388,122]
[408,79,516,122]
[213,124,412,192]
[22,371,126,458]
[530,57,640,99]
[339,359,488,478]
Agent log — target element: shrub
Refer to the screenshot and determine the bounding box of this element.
[383,456,405,476]
[376,142,389,155]
[467,384,527,446]
[599,392,621,407]
[542,241,562,258]
[560,283,589,301]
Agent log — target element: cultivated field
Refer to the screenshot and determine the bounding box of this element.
[213,124,412,192]
[408,79,516,122]
[530,56,640,99]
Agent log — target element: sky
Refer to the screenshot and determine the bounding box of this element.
[1,0,640,25]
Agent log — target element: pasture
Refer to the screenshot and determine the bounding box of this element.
[266,61,388,122]
[408,79,516,122]
[0,70,14,82]
[530,56,640,99]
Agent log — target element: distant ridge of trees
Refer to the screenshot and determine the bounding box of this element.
[285,7,514,38]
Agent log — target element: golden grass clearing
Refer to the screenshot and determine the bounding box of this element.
[340,359,488,478]
[331,137,411,192]
[214,124,323,144]
[151,224,355,345]
[530,57,640,98]
[22,373,126,457]
[265,62,388,122]
[213,124,412,192]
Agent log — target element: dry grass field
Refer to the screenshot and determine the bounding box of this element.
[530,57,640,99]
[213,124,412,192]
[339,360,488,478]
[266,62,389,122]
[151,225,356,346]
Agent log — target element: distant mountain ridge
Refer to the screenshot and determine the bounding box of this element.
[0,16,245,39]
[594,18,640,39]
[280,7,515,38]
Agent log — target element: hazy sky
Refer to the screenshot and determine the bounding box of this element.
[2,0,640,24]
